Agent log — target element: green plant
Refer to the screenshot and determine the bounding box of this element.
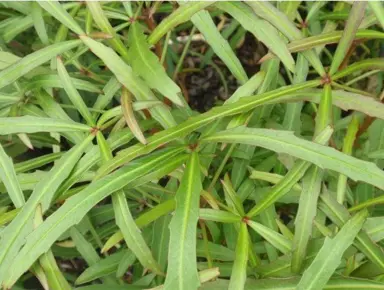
[0,1,383,289]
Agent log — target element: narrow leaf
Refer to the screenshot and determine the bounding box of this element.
[56,56,95,126]
[127,23,184,107]
[203,126,384,191]
[246,1,325,75]
[80,35,176,129]
[228,223,248,290]
[291,166,323,273]
[38,0,84,35]
[164,152,202,290]
[0,135,94,284]
[0,143,25,208]
[0,40,82,89]
[97,80,321,176]
[0,116,91,135]
[148,2,214,45]
[189,9,248,83]
[3,148,185,287]
[369,2,384,30]
[329,2,367,75]
[121,87,147,144]
[247,220,292,254]
[297,210,368,290]
[216,2,295,72]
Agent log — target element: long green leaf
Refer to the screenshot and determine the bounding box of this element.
[86,1,129,62]
[202,126,384,191]
[3,148,185,288]
[0,39,82,89]
[280,89,384,121]
[0,134,94,285]
[291,166,323,273]
[76,250,126,284]
[260,30,384,63]
[96,132,163,275]
[96,80,321,177]
[23,74,101,93]
[38,0,84,35]
[80,35,176,129]
[228,223,248,290]
[0,143,24,208]
[329,2,367,75]
[247,220,292,254]
[216,2,295,72]
[297,210,368,290]
[0,116,91,135]
[164,152,202,290]
[189,9,248,83]
[246,1,325,75]
[201,277,384,290]
[127,23,184,107]
[148,2,214,45]
[369,2,384,30]
[319,191,384,270]
[56,56,95,126]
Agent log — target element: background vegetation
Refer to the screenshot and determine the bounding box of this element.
[0,1,383,289]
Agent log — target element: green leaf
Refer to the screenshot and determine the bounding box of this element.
[0,116,91,135]
[202,126,384,192]
[188,9,248,84]
[336,116,359,204]
[0,39,82,89]
[70,227,100,266]
[86,1,129,62]
[333,58,384,80]
[97,80,321,177]
[148,2,214,45]
[151,268,220,290]
[216,2,295,73]
[226,71,266,104]
[281,89,384,122]
[0,143,25,208]
[38,0,84,35]
[260,30,384,63]
[56,56,95,126]
[0,134,94,285]
[222,174,245,216]
[229,223,248,290]
[164,152,202,290]
[80,35,176,129]
[3,148,185,287]
[199,209,242,223]
[112,185,163,275]
[249,169,302,192]
[297,210,368,290]
[92,77,121,114]
[319,191,384,270]
[14,152,63,173]
[369,2,384,30]
[246,1,325,76]
[127,22,184,107]
[329,2,368,75]
[247,220,292,254]
[23,74,102,93]
[101,199,185,253]
[76,250,126,284]
[35,207,72,290]
[31,2,49,45]
[201,277,384,290]
[291,166,323,273]
[121,87,147,144]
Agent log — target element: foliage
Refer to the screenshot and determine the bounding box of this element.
[0,1,383,289]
